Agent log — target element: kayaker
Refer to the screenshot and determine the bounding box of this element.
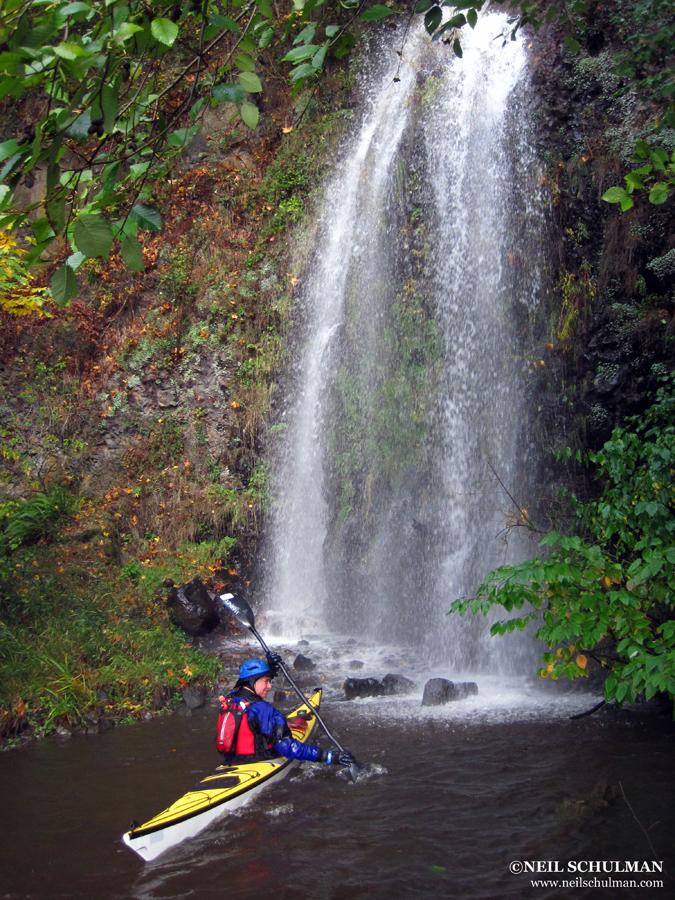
[218,656,355,768]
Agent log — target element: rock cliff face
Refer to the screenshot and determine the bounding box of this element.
[527,13,673,451]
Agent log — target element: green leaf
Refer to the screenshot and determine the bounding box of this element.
[648,182,669,205]
[294,24,317,45]
[131,204,161,232]
[0,139,21,163]
[121,235,144,272]
[208,14,240,33]
[361,5,393,22]
[238,71,263,93]
[312,45,328,70]
[234,52,256,73]
[100,82,119,133]
[114,22,143,44]
[151,18,179,47]
[563,35,582,54]
[425,6,443,33]
[50,265,78,306]
[414,0,434,12]
[240,102,260,130]
[282,44,320,64]
[256,0,273,15]
[54,41,87,60]
[258,27,274,49]
[213,82,246,104]
[602,186,630,205]
[467,8,478,28]
[66,250,86,271]
[447,13,467,29]
[167,125,200,148]
[325,25,340,38]
[60,2,91,16]
[0,185,10,207]
[453,38,463,58]
[73,214,113,258]
[290,62,316,83]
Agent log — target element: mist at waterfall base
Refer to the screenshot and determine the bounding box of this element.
[263,15,549,681]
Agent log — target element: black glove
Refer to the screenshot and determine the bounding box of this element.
[266,652,282,676]
[322,749,355,767]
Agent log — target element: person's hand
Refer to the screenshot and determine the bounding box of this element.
[336,750,356,768]
[322,749,355,767]
[266,652,282,676]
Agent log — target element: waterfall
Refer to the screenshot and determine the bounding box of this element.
[263,15,547,671]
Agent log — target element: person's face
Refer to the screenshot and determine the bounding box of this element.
[253,675,273,699]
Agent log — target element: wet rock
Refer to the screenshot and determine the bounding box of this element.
[343,677,385,700]
[422,678,478,706]
[451,682,479,700]
[166,576,220,636]
[181,685,206,710]
[422,678,452,706]
[382,673,415,696]
[349,660,364,670]
[55,724,72,737]
[293,653,316,671]
[297,639,310,648]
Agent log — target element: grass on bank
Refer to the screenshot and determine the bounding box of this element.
[0,527,226,748]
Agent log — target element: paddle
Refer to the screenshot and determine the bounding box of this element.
[219,592,363,782]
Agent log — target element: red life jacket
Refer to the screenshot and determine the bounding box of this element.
[216,696,258,755]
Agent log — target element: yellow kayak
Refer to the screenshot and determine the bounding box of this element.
[122,689,321,862]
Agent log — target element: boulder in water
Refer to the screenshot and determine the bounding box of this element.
[451,681,479,700]
[166,576,220,636]
[422,678,479,706]
[343,677,385,700]
[382,673,416,696]
[349,659,364,670]
[293,653,316,671]
[181,685,206,710]
[422,678,453,706]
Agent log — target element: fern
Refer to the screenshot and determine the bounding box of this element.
[1,486,80,552]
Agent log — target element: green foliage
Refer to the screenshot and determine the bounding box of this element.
[146,417,184,470]
[602,144,675,211]
[0,0,386,304]
[0,485,80,554]
[450,382,675,705]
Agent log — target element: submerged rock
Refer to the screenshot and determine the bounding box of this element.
[343,673,416,699]
[382,673,416,696]
[343,677,385,700]
[181,685,206,710]
[422,678,452,706]
[421,678,478,706]
[293,653,316,671]
[166,576,220,636]
[349,659,364,670]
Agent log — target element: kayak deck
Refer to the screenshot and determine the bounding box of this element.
[122,688,321,861]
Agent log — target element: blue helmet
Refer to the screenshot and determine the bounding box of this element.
[238,658,272,681]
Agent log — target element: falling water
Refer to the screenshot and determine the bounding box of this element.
[263,15,548,672]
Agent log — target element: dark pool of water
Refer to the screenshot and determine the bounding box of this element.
[0,697,673,899]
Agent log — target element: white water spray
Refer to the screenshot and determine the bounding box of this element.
[264,16,547,672]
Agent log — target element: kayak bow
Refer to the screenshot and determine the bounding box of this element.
[122,688,321,862]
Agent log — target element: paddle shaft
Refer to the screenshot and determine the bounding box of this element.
[248,624,347,754]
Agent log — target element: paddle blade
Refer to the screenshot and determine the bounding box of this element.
[219,592,255,630]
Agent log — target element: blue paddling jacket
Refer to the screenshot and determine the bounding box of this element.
[223,688,324,763]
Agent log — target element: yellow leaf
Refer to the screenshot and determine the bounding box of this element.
[576,654,588,670]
